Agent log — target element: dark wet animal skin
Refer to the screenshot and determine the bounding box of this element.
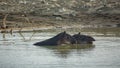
[34,32,95,46]
[34,31,76,46]
[72,32,95,44]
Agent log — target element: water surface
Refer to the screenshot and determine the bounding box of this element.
[0,30,120,68]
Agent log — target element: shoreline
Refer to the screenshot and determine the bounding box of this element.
[0,25,120,33]
[0,13,120,33]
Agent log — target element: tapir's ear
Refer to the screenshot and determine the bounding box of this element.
[63,31,66,34]
[78,32,81,35]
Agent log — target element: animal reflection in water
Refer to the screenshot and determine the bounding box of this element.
[40,45,95,58]
[34,31,95,47]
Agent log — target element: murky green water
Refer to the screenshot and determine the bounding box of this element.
[0,29,120,68]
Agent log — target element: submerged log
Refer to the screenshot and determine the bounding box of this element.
[2,14,8,29]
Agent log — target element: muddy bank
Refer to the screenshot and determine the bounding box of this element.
[0,13,120,32]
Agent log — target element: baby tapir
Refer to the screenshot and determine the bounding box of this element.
[72,32,95,44]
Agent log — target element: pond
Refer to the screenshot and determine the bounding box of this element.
[0,28,120,68]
